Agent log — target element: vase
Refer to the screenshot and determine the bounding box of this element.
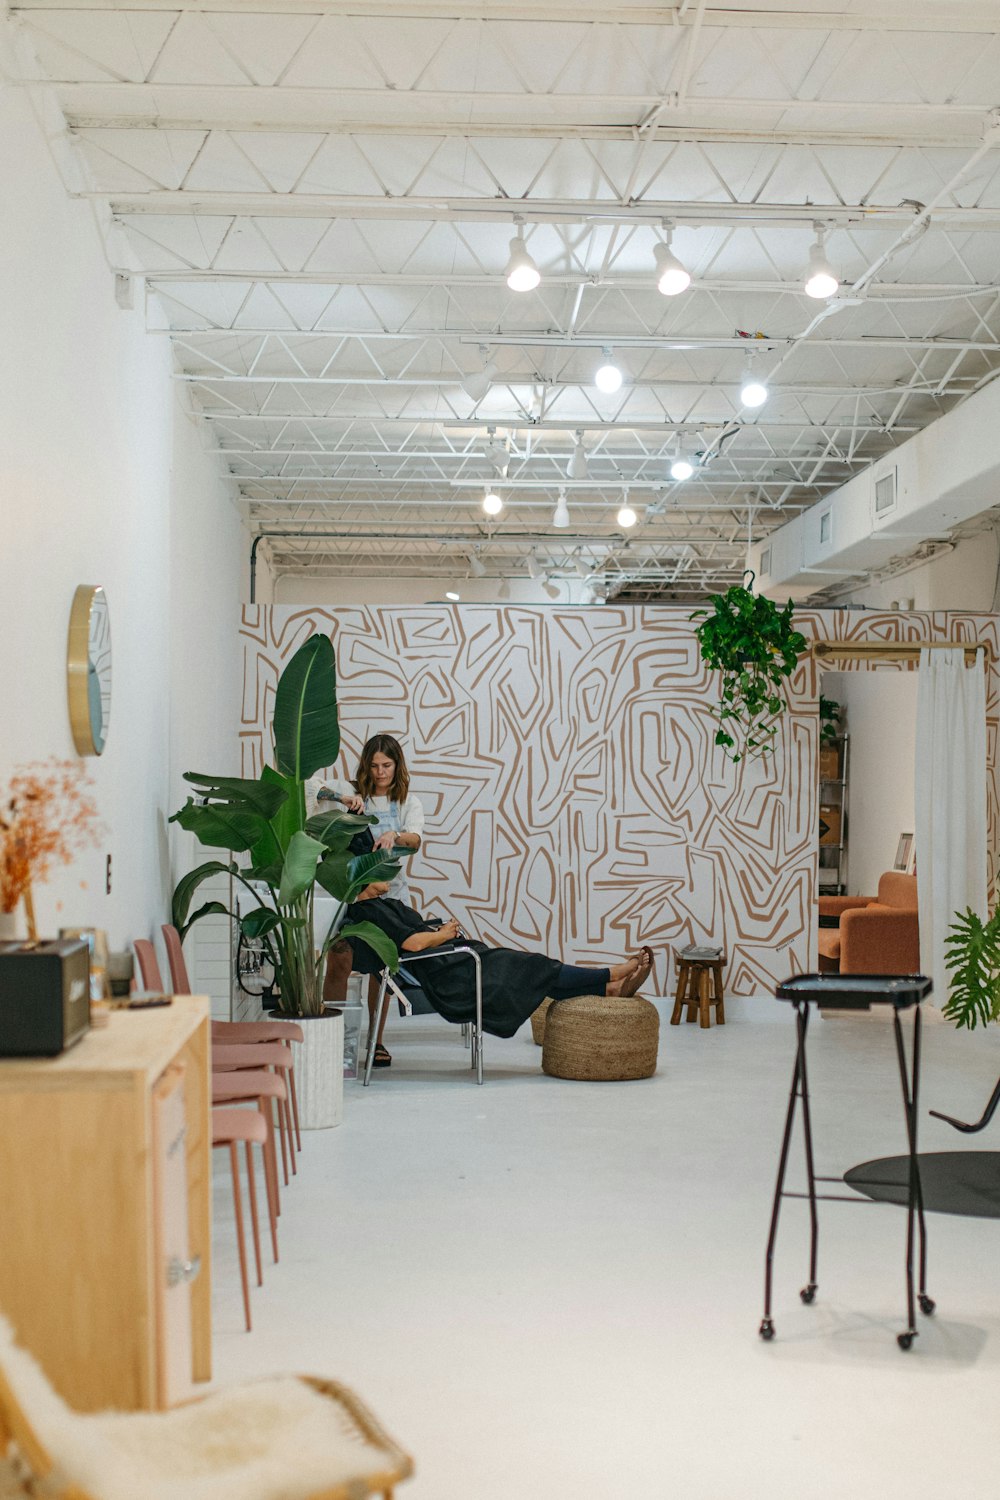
[0,909,22,942]
[295,1011,344,1129]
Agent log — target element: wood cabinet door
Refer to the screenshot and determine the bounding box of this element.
[151,1065,195,1407]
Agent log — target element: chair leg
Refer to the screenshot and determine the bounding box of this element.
[714,962,726,1025]
[686,966,699,1022]
[670,963,687,1025]
[276,1094,290,1187]
[281,1091,297,1176]
[245,1141,263,1287]
[287,1062,303,1152]
[363,973,390,1086]
[258,1099,280,1256]
[229,1142,252,1332]
[699,968,711,1028]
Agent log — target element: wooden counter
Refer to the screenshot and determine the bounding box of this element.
[0,996,211,1411]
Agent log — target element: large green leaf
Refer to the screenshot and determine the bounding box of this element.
[172,859,236,933]
[241,907,285,940]
[180,773,288,820]
[277,830,328,906]
[169,799,268,853]
[943,907,1000,1030]
[344,849,409,900]
[272,634,340,781]
[305,808,374,850]
[338,920,400,973]
[315,850,352,901]
[254,766,298,869]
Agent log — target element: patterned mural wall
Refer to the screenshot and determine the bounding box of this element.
[239,606,999,998]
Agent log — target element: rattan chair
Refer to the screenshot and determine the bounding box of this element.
[0,1315,413,1500]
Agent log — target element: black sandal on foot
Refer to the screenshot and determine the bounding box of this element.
[373,1043,392,1068]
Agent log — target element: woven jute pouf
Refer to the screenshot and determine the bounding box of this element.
[530,996,556,1046]
[541,994,659,1081]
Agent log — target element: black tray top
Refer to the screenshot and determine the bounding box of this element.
[774,973,932,1009]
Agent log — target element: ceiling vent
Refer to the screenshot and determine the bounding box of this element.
[874,469,897,518]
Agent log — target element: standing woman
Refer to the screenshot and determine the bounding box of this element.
[311,735,423,1065]
[332,734,423,907]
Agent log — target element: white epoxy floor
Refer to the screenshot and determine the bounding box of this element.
[210,1000,1000,1499]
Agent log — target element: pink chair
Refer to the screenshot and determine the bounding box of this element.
[212,1072,284,1259]
[163,924,304,1152]
[133,938,164,991]
[211,1106,268,1331]
[211,1040,298,1183]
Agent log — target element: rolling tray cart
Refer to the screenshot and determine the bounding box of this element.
[759,972,934,1351]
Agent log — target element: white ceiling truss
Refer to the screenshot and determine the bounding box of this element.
[8,0,1000,598]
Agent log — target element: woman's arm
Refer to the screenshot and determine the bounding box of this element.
[402,919,460,953]
[376,793,424,852]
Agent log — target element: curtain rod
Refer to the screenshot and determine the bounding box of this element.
[811,639,994,667]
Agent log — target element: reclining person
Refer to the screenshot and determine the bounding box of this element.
[334,883,653,1045]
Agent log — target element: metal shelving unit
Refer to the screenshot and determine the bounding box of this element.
[818,733,849,896]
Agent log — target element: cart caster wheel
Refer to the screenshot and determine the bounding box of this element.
[799,1284,817,1305]
[897,1332,916,1351]
[759,1319,775,1341]
[918,1295,936,1316]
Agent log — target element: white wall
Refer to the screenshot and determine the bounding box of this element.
[822,671,918,898]
[274,574,594,605]
[827,530,1000,612]
[0,79,244,957]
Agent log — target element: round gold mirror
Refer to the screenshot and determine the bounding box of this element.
[67,585,112,756]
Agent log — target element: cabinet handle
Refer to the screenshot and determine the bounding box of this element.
[166,1254,201,1287]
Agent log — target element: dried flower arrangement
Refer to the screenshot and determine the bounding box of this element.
[0,760,100,941]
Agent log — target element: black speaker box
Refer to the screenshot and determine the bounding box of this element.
[0,939,91,1056]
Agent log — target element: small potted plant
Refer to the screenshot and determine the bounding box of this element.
[692,576,807,763]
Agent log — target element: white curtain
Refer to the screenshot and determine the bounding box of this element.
[914,648,988,1007]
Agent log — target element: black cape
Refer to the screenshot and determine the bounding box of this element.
[343,897,564,1039]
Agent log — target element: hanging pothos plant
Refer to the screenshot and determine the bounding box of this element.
[691,576,807,762]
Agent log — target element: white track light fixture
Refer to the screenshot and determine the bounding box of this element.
[552,488,570,529]
[594,348,623,394]
[461,346,498,403]
[526,553,543,580]
[616,498,638,529]
[445,590,460,602]
[498,576,512,600]
[670,436,697,482]
[542,576,561,600]
[482,489,503,517]
[469,551,487,578]
[505,217,541,292]
[567,431,589,481]
[804,221,839,299]
[485,426,510,478]
[654,221,691,296]
[739,353,768,408]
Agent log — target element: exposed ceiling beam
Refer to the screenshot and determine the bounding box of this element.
[14,2,1000,32]
[105,193,1000,229]
[65,116,991,149]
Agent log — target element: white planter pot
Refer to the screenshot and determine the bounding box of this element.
[295,1011,344,1130]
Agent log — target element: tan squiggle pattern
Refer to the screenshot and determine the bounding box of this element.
[239,606,999,997]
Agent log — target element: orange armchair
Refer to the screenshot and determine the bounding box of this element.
[818,872,919,975]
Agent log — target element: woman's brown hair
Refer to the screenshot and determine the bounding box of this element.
[353,733,410,803]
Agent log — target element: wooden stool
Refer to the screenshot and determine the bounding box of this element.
[671,951,726,1028]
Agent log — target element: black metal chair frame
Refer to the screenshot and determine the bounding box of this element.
[362,945,484,1086]
[761,975,934,1352]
